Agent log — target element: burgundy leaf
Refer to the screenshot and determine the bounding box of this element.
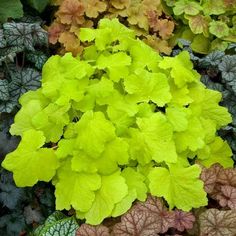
[76,224,110,236]
[171,210,195,232]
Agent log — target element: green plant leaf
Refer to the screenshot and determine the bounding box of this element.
[187,15,210,36]
[148,164,208,210]
[209,21,230,38]
[2,129,59,187]
[0,0,23,22]
[173,0,202,16]
[83,171,128,224]
[55,160,101,212]
[202,0,226,15]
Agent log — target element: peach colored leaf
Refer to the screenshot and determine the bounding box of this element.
[199,209,236,236]
[48,22,66,44]
[82,0,107,18]
[110,0,130,10]
[58,31,83,56]
[144,35,172,54]
[57,0,85,25]
[76,224,110,236]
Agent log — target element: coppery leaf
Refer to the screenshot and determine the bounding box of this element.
[216,185,236,209]
[200,164,222,194]
[199,209,236,236]
[48,22,66,44]
[112,207,161,236]
[76,224,110,236]
[56,0,85,25]
[135,195,174,233]
[217,168,236,187]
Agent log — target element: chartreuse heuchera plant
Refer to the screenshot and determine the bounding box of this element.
[1,19,233,225]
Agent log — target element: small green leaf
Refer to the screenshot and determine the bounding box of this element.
[188,15,210,36]
[0,0,23,23]
[209,21,230,38]
[173,0,202,16]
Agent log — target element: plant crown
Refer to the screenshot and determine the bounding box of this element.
[2,19,233,225]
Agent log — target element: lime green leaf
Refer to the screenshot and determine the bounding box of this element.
[112,168,147,217]
[55,160,101,212]
[135,113,177,163]
[129,40,161,71]
[0,0,23,22]
[2,130,59,187]
[84,171,128,224]
[166,106,190,132]
[159,51,200,88]
[199,137,233,168]
[174,117,205,152]
[209,21,230,38]
[10,99,45,136]
[148,164,208,210]
[190,89,232,128]
[75,111,116,158]
[124,70,171,106]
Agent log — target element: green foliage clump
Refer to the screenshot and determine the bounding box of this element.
[165,0,236,53]
[172,41,236,161]
[2,19,233,225]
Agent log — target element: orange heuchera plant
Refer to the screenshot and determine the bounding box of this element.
[48,0,175,55]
